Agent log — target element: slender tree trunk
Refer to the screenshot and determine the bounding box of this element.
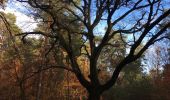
[35,70,43,100]
[20,90,26,100]
[19,83,26,100]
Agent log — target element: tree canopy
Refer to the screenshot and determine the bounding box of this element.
[0,0,169,100]
[15,0,170,99]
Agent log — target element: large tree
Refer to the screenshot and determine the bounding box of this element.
[16,0,170,99]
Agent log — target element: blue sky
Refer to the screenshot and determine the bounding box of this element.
[0,1,38,32]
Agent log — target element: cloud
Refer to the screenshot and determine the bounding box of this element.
[0,6,37,32]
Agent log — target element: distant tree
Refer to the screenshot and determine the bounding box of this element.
[0,12,23,99]
[102,52,146,100]
[144,15,170,81]
[162,64,170,99]
[0,12,42,100]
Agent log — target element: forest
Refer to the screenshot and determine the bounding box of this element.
[0,0,169,100]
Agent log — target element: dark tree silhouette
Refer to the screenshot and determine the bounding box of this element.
[16,0,170,99]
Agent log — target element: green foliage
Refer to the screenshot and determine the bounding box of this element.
[103,74,154,100]
[4,12,22,34]
[97,33,126,83]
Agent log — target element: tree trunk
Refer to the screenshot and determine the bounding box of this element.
[35,71,43,100]
[88,90,101,100]
[19,84,26,100]
[20,91,26,100]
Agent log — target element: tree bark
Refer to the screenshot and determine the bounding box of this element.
[19,84,26,100]
[88,90,101,100]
